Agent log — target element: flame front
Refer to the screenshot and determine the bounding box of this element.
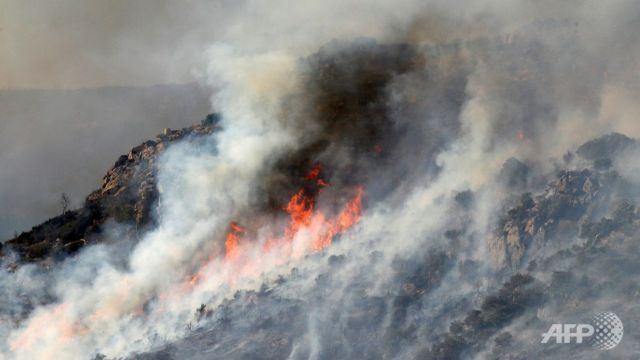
[227,163,364,263]
[10,164,365,355]
[224,222,244,260]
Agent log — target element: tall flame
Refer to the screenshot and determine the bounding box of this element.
[224,222,244,260]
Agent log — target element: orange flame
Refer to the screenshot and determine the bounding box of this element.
[227,163,364,260]
[283,189,316,241]
[224,222,244,260]
[10,165,365,350]
[9,304,78,351]
[304,162,329,187]
[304,163,322,180]
[310,185,364,251]
[181,163,364,293]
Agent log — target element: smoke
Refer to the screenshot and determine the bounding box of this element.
[0,84,210,239]
[0,0,239,89]
[2,0,640,359]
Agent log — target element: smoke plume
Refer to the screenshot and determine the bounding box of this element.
[2,0,640,359]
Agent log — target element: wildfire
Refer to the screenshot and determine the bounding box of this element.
[308,185,364,251]
[224,222,244,260]
[11,165,365,355]
[226,163,364,261]
[9,304,76,351]
[179,163,363,300]
[304,163,323,181]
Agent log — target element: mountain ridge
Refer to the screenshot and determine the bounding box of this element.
[2,114,220,263]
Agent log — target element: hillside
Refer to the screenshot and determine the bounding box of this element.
[2,114,218,262]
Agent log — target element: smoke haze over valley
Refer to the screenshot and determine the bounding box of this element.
[0,84,210,239]
[2,1,640,359]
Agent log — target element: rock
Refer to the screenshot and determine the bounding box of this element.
[488,167,614,270]
[4,114,219,263]
[26,240,49,259]
[505,224,524,268]
[63,239,86,254]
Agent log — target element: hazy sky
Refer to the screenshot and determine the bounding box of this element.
[0,0,565,89]
[2,0,638,91]
[0,1,229,237]
[0,0,239,89]
[2,0,466,89]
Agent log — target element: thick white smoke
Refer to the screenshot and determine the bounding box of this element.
[2,0,640,359]
[3,47,308,359]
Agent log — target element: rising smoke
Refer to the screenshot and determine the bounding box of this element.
[2,0,640,359]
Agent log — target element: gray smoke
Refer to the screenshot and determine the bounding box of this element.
[0,84,210,239]
[2,0,640,359]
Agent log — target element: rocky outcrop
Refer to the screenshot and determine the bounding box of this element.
[3,114,219,262]
[488,167,619,270]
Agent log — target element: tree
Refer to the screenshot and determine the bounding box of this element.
[60,193,70,215]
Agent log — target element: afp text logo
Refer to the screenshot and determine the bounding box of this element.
[541,312,623,350]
